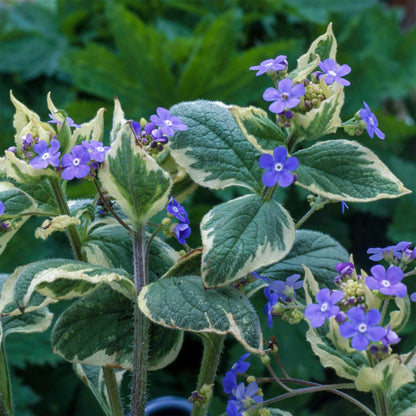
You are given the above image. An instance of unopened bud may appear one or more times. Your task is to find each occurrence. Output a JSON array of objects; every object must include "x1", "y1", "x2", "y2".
[
  {"x1": 260, "y1": 354, "x2": 270, "y2": 366},
  {"x1": 247, "y1": 375, "x2": 256, "y2": 383},
  {"x1": 162, "y1": 217, "x2": 171, "y2": 226}
]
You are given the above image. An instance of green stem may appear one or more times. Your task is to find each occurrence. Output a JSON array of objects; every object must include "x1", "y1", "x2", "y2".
[
  {"x1": 49, "y1": 176, "x2": 124, "y2": 416},
  {"x1": 131, "y1": 227, "x2": 149, "y2": 416},
  {"x1": 0, "y1": 341, "x2": 13, "y2": 416},
  {"x1": 103, "y1": 367, "x2": 124, "y2": 416},
  {"x1": 295, "y1": 196, "x2": 327, "y2": 229},
  {"x1": 48, "y1": 177, "x2": 84, "y2": 261},
  {"x1": 191, "y1": 334, "x2": 225, "y2": 416},
  {"x1": 367, "y1": 352, "x2": 390, "y2": 415},
  {"x1": 380, "y1": 299, "x2": 390, "y2": 325}
]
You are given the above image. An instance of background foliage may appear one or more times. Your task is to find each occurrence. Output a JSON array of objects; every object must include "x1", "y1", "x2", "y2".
[{"x1": 0, "y1": 0, "x2": 415, "y2": 414}]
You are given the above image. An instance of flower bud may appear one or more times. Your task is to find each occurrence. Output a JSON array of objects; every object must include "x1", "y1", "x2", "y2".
[
  {"x1": 260, "y1": 354, "x2": 270, "y2": 366},
  {"x1": 162, "y1": 217, "x2": 171, "y2": 226}
]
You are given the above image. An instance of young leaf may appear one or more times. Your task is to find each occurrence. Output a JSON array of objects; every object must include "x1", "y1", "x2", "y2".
[
  {"x1": 229, "y1": 105, "x2": 286, "y2": 152},
  {"x1": 99, "y1": 123, "x2": 172, "y2": 228},
  {"x1": 169, "y1": 100, "x2": 263, "y2": 193},
  {"x1": 71, "y1": 107, "x2": 106, "y2": 148},
  {"x1": 293, "y1": 85, "x2": 344, "y2": 140},
  {"x1": 138, "y1": 275, "x2": 263, "y2": 353},
  {"x1": 297, "y1": 22, "x2": 337, "y2": 68},
  {"x1": 110, "y1": 97, "x2": 126, "y2": 144},
  {"x1": 201, "y1": 194, "x2": 295, "y2": 288},
  {"x1": 35, "y1": 215, "x2": 80, "y2": 240},
  {"x1": 294, "y1": 140, "x2": 411, "y2": 202}
]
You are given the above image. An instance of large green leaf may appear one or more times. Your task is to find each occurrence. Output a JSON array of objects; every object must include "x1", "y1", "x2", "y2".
[
  {"x1": 52, "y1": 286, "x2": 183, "y2": 370},
  {"x1": 229, "y1": 105, "x2": 286, "y2": 152},
  {"x1": 294, "y1": 140, "x2": 411, "y2": 202},
  {"x1": 169, "y1": 100, "x2": 263, "y2": 193},
  {"x1": 99, "y1": 123, "x2": 172, "y2": 229},
  {"x1": 0, "y1": 259, "x2": 135, "y2": 316},
  {"x1": 246, "y1": 230, "x2": 348, "y2": 297},
  {"x1": 138, "y1": 275, "x2": 263, "y2": 353},
  {"x1": 201, "y1": 194, "x2": 295, "y2": 288}
]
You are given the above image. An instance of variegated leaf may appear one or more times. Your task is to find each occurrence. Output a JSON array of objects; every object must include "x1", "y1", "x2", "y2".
[
  {"x1": 99, "y1": 123, "x2": 172, "y2": 228},
  {"x1": 201, "y1": 194, "x2": 295, "y2": 288},
  {"x1": 169, "y1": 100, "x2": 263, "y2": 193},
  {"x1": 294, "y1": 140, "x2": 411, "y2": 202},
  {"x1": 110, "y1": 97, "x2": 126, "y2": 144},
  {"x1": 72, "y1": 107, "x2": 106, "y2": 148},
  {"x1": 229, "y1": 105, "x2": 286, "y2": 152},
  {"x1": 138, "y1": 275, "x2": 263, "y2": 353},
  {"x1": 293, "y1": 85, "x2": 344, "y2": 140},
  {"x1": 35, "y1": 215, "x2": 80, "y2": 240}
]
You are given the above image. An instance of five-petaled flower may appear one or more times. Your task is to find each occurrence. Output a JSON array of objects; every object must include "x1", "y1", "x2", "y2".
[
  {"x1": 150, "y1": 107, "x2": 188, "y2": 137},
  {"x1": 263, "y1": 78, "x2": 305, "y2": 114},
  {"x1": 318, "y1": 59, "x2": 351, "y2": 86},
  {"x1": 269, "y1": 274, "x2": 303, "y2": 303},
  {"x1": 339, "y1": 307, "x2": 385, "y2": 351},
  {"x1": 359, "y1": 102, "x2": 385, "y2": 140},
  {"x1": 29, "y1": 139, "x2": 61, "y2": 169},
  {"x1": 174, "y1": 222, "x2": 191, "y2": 245},
  {"x1": 365, "y1": 265, "x2": 407, "y2": 298},
  {"x1": 259, "y1": 146, "x2": 299, "y2": 188},
  {"x1": 304, "y1": 288, "x2": 344, "y2": 328},
  {"x1": 82, "y1": 140, "x2": 110, "y2": 163},
  {"x1": 249, "y1": 55, "x2": 287, "y2": 76},
  {"x1": 166, "y1": 196, "x2": 189, "y2": 223},
  {"x1": 367, "y1": 241, "x2": 411, "y2": 262},
  {"x1": 226, "y1": 382, "x2": 263, "y2": 416},
  {"x1": 61, "y1": 145, "x2": 91, "y2": 180}
]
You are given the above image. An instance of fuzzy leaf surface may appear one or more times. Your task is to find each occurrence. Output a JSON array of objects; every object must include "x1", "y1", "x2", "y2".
[
  {"x1": 169, "y1": 100, "x2": 263, "y2": 193},
  {"x1": 294, "y1": 140, "x2": 411, "y2": 201},
  {"x1": 138, "y1": 275, "x2": 263, "y2": 353},
  {"x1": 201, "y1": 194, "x2": 295, "y2": 288}
]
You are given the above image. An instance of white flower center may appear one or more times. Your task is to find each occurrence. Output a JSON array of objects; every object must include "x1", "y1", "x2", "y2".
[
  {"x1": 97, "y1": 146, "x2": 104, "y2": 152},
  {"x1": 320, "y1": 302, "x2": 328, "y2": 312},
  {"x1": 358, "y1": 323, "x2": 367, "y2": 333},
  {"x1": 274, "y1": 163, "x2": 283, "y2": 172},
  {"x1": 369, "y1": 117, "x2": 375, "y2": 126},
  {"x1": 265, "y1": 62, "x2": 273, "y2": 67},
  {"x1": 165, "y1": 120, "x2": 173, "y2": 126},
  {"x1": 281, "y1": 93, "x2": 289, "y2": 100},
  {"x1": 73, "y1": 158, "x2": 80, "y2": 166},
  {"x1": 42, "y1": 153, "x2": 50, "y2": 160},
  {"x1": 328, "y1": 70, "x2": 337, "y2": 77},
  {"x1": 381, "y1": 280, "x2": 390, "y2": 288},
  {"x1": 172, "y1": 206, "x2": 179, "y2": 213}
]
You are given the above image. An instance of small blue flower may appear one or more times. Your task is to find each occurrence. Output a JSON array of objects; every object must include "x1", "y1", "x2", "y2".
[
  {"x1": 61, "y1": 145, "x2": 91, "y2": 180},
  {"x1": 341, "y1": 201, "x2": 349, "y2": 214},
  {"x1": 82, "y1": 140, "x2": 110, "y2": 163},
  {"x1": 381, "y1": 325, "x2": 400, "y2": 347},
  {"x1": 48, "y1": 113, "x2": 81, "y2": 128},
  {"x1": 318, "y1": 59, "x2": 351, "y2": 86},
  {"x1": 304, "y1": 288, "x2": 344, "y2": 328},
  {"x1": 410, "y1": 292, "x2": 416, "y2": 302},
  {"x1": 29, "y1": 139, "x2": 61, "y2": 169},
  {"x1": 367, "y1": 241, "x2": 412, "y2": 262},
  {"x1": 166, "y1": 197, "x2": 188, "y2": 222},
  {"x1": 263, "y1": 78, "x2": 305, "y2": 114},
  {"x1": 226, "y1": 382, "x2": 263, "y2": 416},
  {"x1": 259, "y1": 146, "x2": 299, "y2": 188},
  {"x1": 223, "y1": 353, "x2": 251, "y2": 395},
  {"x1": 359, "y1": 102, "x2": 385, "y2": 140},
  {"x1": 249, "y1": 55, "x2": 287, "y2": 76},
  {"x1": 174, "y1": 222, "x2": 191, "y2": 245},
  {"x1": 339, "y1": 307, "x2": 385, "y2": 351},
  {"x1": 269, "y1": 274, "x2": 303, "y2": 303},
  {"x1": 366, "y1": 265, "x2": 407, "y2": 298},
  {"x1": 150, "y1": 107, "x2": 188, "y2": 137},
  {"x1": 0, "y1": 201, "x2": 4, "y2": 216}
]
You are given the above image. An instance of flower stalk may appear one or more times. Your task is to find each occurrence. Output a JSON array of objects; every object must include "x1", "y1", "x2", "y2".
[{"x1": 0, "y1": 341, "x2": 13, "y2": 416}]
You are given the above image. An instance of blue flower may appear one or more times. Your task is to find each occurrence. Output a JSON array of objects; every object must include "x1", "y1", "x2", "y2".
[
  {"x1": 29, "y1": 139, "x2": 61, "y2": 169},
  {"x1": 249, "y1": 55, "x2": 287, "y2": 76},
  {"x1": 166, "y1": 197, "x2": 188, "y2": 222},
  {"x1": 174, "y1": 222, "x2": 191, "y2": 245},
  {"x1": 269, "y1": 274, "x2": 303, "y2": 303},
  {"x1": 410, "y1": 292, "x2": 416, "y2": 302},
  {"x1": 150, "y1": 107, "x2": 188, "y2": 137},
  {"x1": 259, "y1": 146, "x2": 299, "y2": 188},
  {"x1": 339, "y1": 307, "x2": 385, "y2": 351},
  {"x1": 223, "y1": 353, "x2": 251, "y2": 395},
  {"x1": 381, "y1": 325, "x2": 400, "y2": 347},
  {"x1": 61, "y1": 145, "x2": 91, "y2": 180},
  {"x1": 366, "y1": 265, "x2": 407, "y2": 298},
  {"x1": 318, "y1": 59, "x2": 351, "y2": 86},
  {"x1": 82, "y1": 140, "x2": 110, "y2": 163},
  {"x1": 263, "y1": 287, "x2": 279, "y2": 328},
  {"x1": 341, "y1": 201, "x2": 349, "y2": 214},
  {"x1": 226, "y1": 382, "x2": 263, "y2": 416},
  {"x1": 367, "y1": 241, "x2": 412, "y2": 262},
  {"x1": 263, "y1": 78, "x2": 305, "y2": 114},
  {"x1": 48, "y1": 113, "x2": 81, "y2": 128},
  {"x1": 304, "y1": 288, "x2": 344, "y2": 328},
  {"x1": 359, "y1": 102, "x2": 385, "y2": 140}
]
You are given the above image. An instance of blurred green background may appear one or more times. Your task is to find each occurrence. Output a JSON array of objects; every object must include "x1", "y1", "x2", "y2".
[{"x1": 0, "y1": 0, "x2": 415, "y2": 414}]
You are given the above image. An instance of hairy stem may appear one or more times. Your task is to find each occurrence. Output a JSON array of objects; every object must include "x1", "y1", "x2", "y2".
[
  {"x1": 49, "y1": 176, "x2": 124, "y2": 416},
  {"x1": 103, "y1": 367, "x2": 124, "y2": 416},
  {"x1": 191, "y1": 334, "x2": 225, "y2": 416},
  {"x1": 0, "y1": 341, "x2": 13, "y2": 416},
  {"x1": 131, "y1": 227, "x2": 149, "y2": 416},
  {"x1": 380, "y1": 299, "x2": 390, "y2": 325}
]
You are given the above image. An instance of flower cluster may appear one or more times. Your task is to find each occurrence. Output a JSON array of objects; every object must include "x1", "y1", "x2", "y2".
[
  {"x1": 166, "y1": 197, "x2": 191, "y2": 245},
  {"x1": 258, "y1": 146, "x2": 299, "y2": 188},
  {"x1": 132, "y1": 107, "x2": 188, "y2": 153},
  {"x1": 223, "y1": 354, "x2": 263, "y2": 416},
  {"x1": 257, "y1": 273, "x2": 303, "y2": 327}
]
